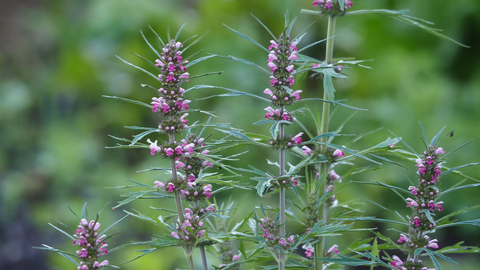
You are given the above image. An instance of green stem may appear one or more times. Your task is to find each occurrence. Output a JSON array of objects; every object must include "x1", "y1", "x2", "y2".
[
  {"x1": 170, "y1": 133, "x2": 185, "y2": 224},
  {"x1": 170, "y1": 132, "x2": 196, "y2": 270},
  {"x1": 279, "y1": 105, "x2": 286, "y2": 270},
  {"x1": 194, "y1": 201, "x2": 209, "y2": 270},
  {"x1": 315, "y1": 13, "x2": 337, "y2": 270}
]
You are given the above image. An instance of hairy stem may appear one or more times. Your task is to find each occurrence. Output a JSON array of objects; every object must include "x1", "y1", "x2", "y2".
[
  {"x1": 315, "y1": 13, "x2": 337, "y2": 270},
  {"x1": 279, "y1": 105, "x2": 286, "y2": 270}
]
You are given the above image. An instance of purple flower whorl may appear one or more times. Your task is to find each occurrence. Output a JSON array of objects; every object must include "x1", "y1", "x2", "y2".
[{"x1": 73, "y1": 219, "x2": 109, "y2": 270}]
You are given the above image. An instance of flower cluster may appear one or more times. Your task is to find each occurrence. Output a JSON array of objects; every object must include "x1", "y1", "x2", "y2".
[
  {"x1": 264, "y1": 106, "x2": 296, "y2": 122},
  {"x1": 218, "y1": 242, "x2": 241, "y2": 270},
  {"x1": 264, "y1": 36, "x2": 300, "y2": 107},
  {"x1": 270, "y1": 175, "x2": 299, "y2": 189},
  {"x1": 152, "y1": 39, "x2": 191, "y2": 133},
  {"x1": 302, "y1": 244, "x2": 314, "y2": 258},
  {"x1": 171, "y1": 207, "x2": 214, "y2": 243},
  {"x1": 151, "y1": 133, "x2": 213, "y2": 201},
  {"x1": 259, "y1": 216, "x2": 295, "y2": 250},
  {"x1": 391, "y1": 145, "x2": 445, "y2": 270},
  {"x1": 269, "y1": 132, "x2": 303, "y2": 150},
  {"x1": 312, "y1": 0, "x2": 353, "y2": 16},
  {"x1": 73, "y1": 219, "x2": 109, "y2": 270}
]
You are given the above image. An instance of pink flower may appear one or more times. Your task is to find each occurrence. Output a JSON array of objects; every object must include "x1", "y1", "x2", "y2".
[
  {"x1": 291, "y1": 132, "x2": 303, "y2": 145},
  {"x1": 325, "y1": 0, "x2": 333, "y2": 10},
  {"x1": 328, "y1": 170, "x2": 340, "y2": 182},
  {"x1": 427, "y1": 239, "x2": 439, "y2": 249},
  {"x1": 206, "y1": 204, "x2": 215, "y2": 212},
  {"x1": 232, "y1": 255, "x2": 240, "y2": 261},
  {"x1": 391, "y1": 255, "x2": 403, "y2": 267},
  {"x1": 345, "y1": 0, "x2": 353, "y2": 8},
  {"x1": 291, "y1": 90, "x2": 302, "y2": 101},
  {"x1": 288, "y1": 52, "x2": 298, "y2": 60},
  {"x1": 398, "y1": 234, "x2": 410, "y2": 243},
  {"x1": 312, "y1": 63, "x2": 321, "y2": 68},
  {"x1": 264, "y1": 107, "x2": 275, "y2": 119},
  {"x1": 268, "y1": 40, "x2": 278, "y2": 50},
  {"x1": 302, "y1": 245, "x2": 314, "y2": 258},
  {"x1": 179, "y1": 72, "x2": 190, "y2": 81},
  {"x1": 155, "y1": 59, "x2": 164, "y2": 67},
  {"x1": 288, "y1": 235, "x2": 294, "y2": 243},
  {"x1": 435, "y1": 147, "x2": 445, "y2": 155},
  {"x1": 264, "y1": 88, "x2": 273, "y2": 96},
  {"x1": 313, "y1": 0, "x2": 322, "y2": 6},
  {"x1": 302, "y1": 146, "x2": 312, "y2": 155},
  {"x1": 408, "y1": 186, "x2": 418, "y2": 195},
  {"x1": 278, "y1": 238, "x2": 287, "y2": 247},
  {"x1": 147, "y1": 139, "x2": 161, "y2": 155},
  {"x1": 268, "y1": 53, "x2": 278, "y2": 62},
  {"x1": 412, "y1": 216, "x2": 421, "y2": 227},
  {"x1": 154, "y1": 181, "x2": 165, "y2": 188},
  {"x1": 268, "y1": 62, "x2": 278, "y2": 72},
  {"x1": 406, "y1": 198, "x2": 418, "y2": 208},
  {"x1": 165, "y1": 148, "x2": 174, "y2": 156},
  {"x1": 166, "y1": 183, "x2": 175, "y2": 193},
  {"x1": 286, "y1": 65, "x2": 294, "y2": 73},
  {"x1": 171, "y1": 232, "x2": 179, "y2": 239},
  {"x1": 328, "y1": 244, "x2": 339, "y2": 254},
  {"x1": 332, "y1": 149, "x2": 344, "y2": 158}
]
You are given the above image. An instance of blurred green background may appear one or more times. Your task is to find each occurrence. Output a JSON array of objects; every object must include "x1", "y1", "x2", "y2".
[{"x1": 1, "y1": 0, "x2": 480, "y2": 269}]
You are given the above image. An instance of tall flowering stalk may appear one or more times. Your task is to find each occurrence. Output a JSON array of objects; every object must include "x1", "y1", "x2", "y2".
[
  {"x1": 107, "y1": 27, "x2": 235, "y2": 270},
  {"x1": 73, "y1": 219, "x2": 109, "y2": 270},
  {"x1": 390, "y1": 145, "x2": 445, "y2": 270},
  {"x1": 147, "y1": 37, "x2": 216, "y2": 270},
  {"x1": 264, "y1": 31, "x2": 302, "y2": 270}
]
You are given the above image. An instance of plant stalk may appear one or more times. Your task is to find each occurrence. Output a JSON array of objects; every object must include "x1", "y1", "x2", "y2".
[
  {"x1": 195, "y1": 201, "x2": 209, "y2": 270},
  {"x1": 315, "y1": 12, "x2": 337, "y2": 270},
  {"x1": 279, "y1": 105, "x2": 286, "y2": 270},
  {"x1": 170, "y1": 132, "x2": 196, "y2": 270}
]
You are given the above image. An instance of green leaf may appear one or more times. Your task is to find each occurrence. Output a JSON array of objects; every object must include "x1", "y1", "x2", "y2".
[
  {"x1": 194, "y1": 85, "x2": 270, "y2": 102},
  {"x1": 430, "y1": 126, "x2": 447, "y2": 146},
  {"x1": 436, "y1": 219, "x2": 480, "y2": 229},
  {"x1": 140, "y1": 30, "x2": 161, "y2": 59},
  {"x1": 185, "y1": 55, "x2": 217, "y2": 67},
  {"x1": 224, "y1": 24, "x2": 269, "y2": 53},
  {"x1": 439, "y1": 183, "x2": 480, "y2": 197},
  {"x1": 414, "y1": 248, "x2": 458, "y2": 270},
  {"x1": 251, "y1": 14, "x2": 276, "y2": 40},
  {"x1": 436, "y1": 205, "x2": 480, "y2": 224},
  {"x1": 346, "y1": 9, "x2": 468, "y2": 48},
  {"x1": 34, "y1": 245, "x2": 79, "y2": 265},
  {"x1": 336, "y1": 216, "x2": 408, "y2": 226},
  {"x1": 440, "y1": 163, "x2": 480, "y2": 177},
  {"x1": 369, "y1": 154, "x2": 415, "y2": 173},
  {"x1": 121, "y1": 248, "x2": 157, "y2": 264},
  {"x1": 116, "y1": 55, "x2": 158, "y2": 81},
  {"x1": 81, "y1": 202, "x2": 88, "y2": 220},
  {"x1": 103, "y1": 95, "x2": 152, "y2": 109},
  {"x1": 48, "y1": 223, "x2": 75, "y2": 241},
  {"x1": 175, "y1": 23, "x2": 186, "y2": 41},
  {"x1": 130, "y1": 128, "x2": 160, "y2": 146},
  {"x1": 183, "y1": 31, "x2": 208, "y2": 53},
  {"x1": 212, "y1": 54, "x2": 270, "y2": 74}
]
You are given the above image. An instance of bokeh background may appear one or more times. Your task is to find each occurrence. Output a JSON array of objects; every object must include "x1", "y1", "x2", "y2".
[{"x1": 1, "y1": 0, "x2": 480, "y2": 269}]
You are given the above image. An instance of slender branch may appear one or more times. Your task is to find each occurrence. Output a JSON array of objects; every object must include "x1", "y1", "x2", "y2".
[
  {"x1": 279, "y1": 105, "x2": 286, "y2": 270},
  {"x1": 315, "y1": 13, "x2": 337, "y2": 270},
  {"x1": 195, "y1": 201, "x2": 209, "y2": 270},
  {"x1": 170, "y1": 132, "x2": 196, "y2": 270}
]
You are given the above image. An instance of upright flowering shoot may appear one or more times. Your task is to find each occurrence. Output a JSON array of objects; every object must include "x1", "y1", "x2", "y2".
[
  {"x1": 152, "y1": 39, "x2": 190, "y2": 133},
  {"x1": 74, "y1": 219, "x2": 109, "y2": 270},
  {"x1": 390, "y1": 144, "x2": 445, "y2": 270}
]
